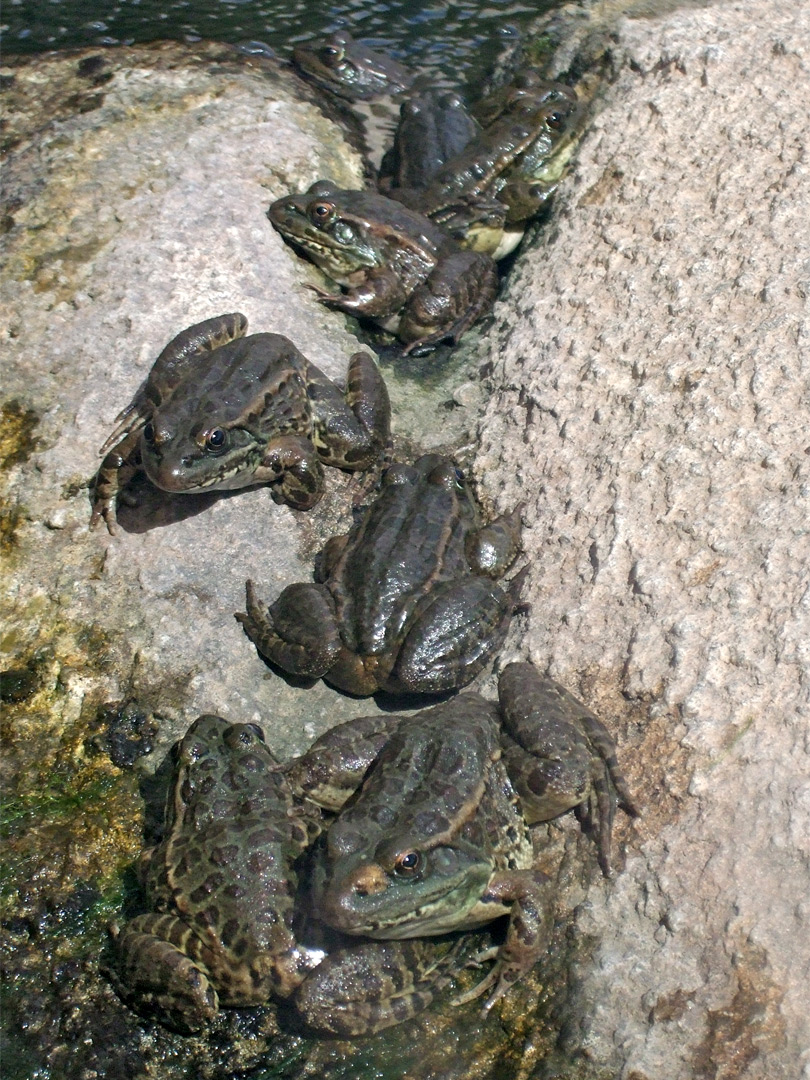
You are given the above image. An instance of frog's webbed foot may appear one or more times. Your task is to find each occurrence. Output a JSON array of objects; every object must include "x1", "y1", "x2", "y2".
[
  {"x1": 305, "y1": 281, "x2": 344, "y2": 305},
  {"x1": 452, "y1": 869, "x2": 551, "y2": 1016},
  {"x1": 90, "y1": 428, "x2": 144, "y2": 534},
  {"x1": 236, "y1": 580, "x2": 341, "y2": 678},
  {"x1": 108, "y1": 913, "x2": 218, "y2": 1034}
]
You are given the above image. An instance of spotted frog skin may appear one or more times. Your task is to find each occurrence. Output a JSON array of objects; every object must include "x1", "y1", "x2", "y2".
[
  {"x1": 91, "y1": 313, "x2": 391, "y2": 532},
  {"x1": 292, "y1": 31, "x2": 413, "y2": 102},
  {"x1": 267, "y1": 183, "x2": 498, "y2": 354},
  {"x1": 108, "y1": 715, "x2": 468, "y2": 1036},
  {"x1": 107, "y1": 716, "x2": 322, "y2": 1033},
  {"x1": 301, "y1": 662, "x2": 637, "y2": 1012},
  {"x1": 237, "y1": 454, "x2": 526, "y2": 695}
]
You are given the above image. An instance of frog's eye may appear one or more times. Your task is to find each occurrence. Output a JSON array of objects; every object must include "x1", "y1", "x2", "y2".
[
  {"x1": 142, "y1": 422, "x2": 155, "y2": 444},
  {"x1": 546, "y1": 111, "x2": 565, "y2": 130},
  {"x1": 204, "y1": 428, "x2": 228, "y2": 454},
  {"x1": 454, "y1": 467, "x2": 466, "y2": 487},
  {"x1": 308, "y1": 200, "x2": 336, "y2": 225},
  {"x1": 393, "y1": 850, "x2": 423, "y2": 878},
  {"x1": 321, "y1": 44, "x2": 345, "y2": 63}
]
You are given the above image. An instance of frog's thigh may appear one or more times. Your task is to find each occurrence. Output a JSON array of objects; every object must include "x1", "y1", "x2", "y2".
[
  {"x1": 498, "y1": 664, "x2": 601, "y2": 822},
  {"x1": 238, "y1": 581, "x2": 341, "y2": 677},
  {"x1": 393, "y1": 576, "x2": 516, "y2": 693},
  {"x1": 112, "y1": 913, "x2": 219, "y2": 1033},
  {"x1": 400, "y1": 251, "x2": 497, "y2": 347}
]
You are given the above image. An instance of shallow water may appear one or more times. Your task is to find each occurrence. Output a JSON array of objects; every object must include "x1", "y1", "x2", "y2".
[{"x1": 4, "y1": 0, "x2": 562, "y2": 95}]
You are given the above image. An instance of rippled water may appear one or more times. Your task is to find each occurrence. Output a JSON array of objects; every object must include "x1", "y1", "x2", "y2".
[{"x1": 4, "y1": 0, "x2": 562, "y2": 94}]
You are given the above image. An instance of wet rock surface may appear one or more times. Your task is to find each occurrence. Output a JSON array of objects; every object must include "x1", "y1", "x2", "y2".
[{"x1": 1, "y1": 2, "x2": 808, "y2": 1077}]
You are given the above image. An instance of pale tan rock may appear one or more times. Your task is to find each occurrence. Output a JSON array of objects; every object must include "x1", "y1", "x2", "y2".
[{"x1": 476, "y1": 1, "x2": 810, "y2": 1075}]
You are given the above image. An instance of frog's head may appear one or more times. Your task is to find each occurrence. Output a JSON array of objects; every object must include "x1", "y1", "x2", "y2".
[{"x1": 316, "y1": 832, "x2": 493, "y2": 939}]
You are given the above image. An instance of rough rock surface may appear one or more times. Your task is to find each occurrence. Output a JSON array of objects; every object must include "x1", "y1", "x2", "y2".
[
  {"x1": 1, "y1": 1, "x2": 808, "y2": 1077},
  {"x1": 475, "y1": 1, "x2": 810, "y2": 1076}
]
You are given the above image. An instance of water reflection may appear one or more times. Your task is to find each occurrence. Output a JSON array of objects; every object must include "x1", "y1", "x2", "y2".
[{"x1": 4, "y1": 0, "x2": 559, "y2": 94}]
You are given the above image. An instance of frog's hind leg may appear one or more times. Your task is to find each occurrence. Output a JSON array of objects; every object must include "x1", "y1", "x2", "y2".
[
  {"x1": 389, "y1": 566, "x2": 527, "y2": 693},
  {"x1": 107, "y1": 913, "x2": 219, "y2": 1034},
  {"x1": 236, "y1": 580, "x2": 342, "y2": 678}
]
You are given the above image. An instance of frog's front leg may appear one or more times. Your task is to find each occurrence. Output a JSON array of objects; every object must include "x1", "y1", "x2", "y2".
[
  {"x1": 307, "y1": 267, "x2": 409, "y2": 320},
  {"x1": 90, "y1": 426, "x2": 144, "y2": 534},
  {"x1": 254, "y1": 433, "x2": 326, "y2": 510},
  {"x1": 399, "y1": 249, "x2": 498, "y2": 353},
  {"x1": 309, "y1": 352, "x2": 391, "y2": 472},
  {"x1": 108, "y1": 913, "x2": 218, "y2": 1034},
  {"x1": 294, "y1": 938, "x2": 464, "y2": 1036},
  {"x1": 453, "y1": 869, "x2": 551, "y2": 1014},
  {"x1": 498, "y1": 663, "x2": 638, "y2": 875},
  {"x1": 236, "y1": 580, "x2": 342, "y2": 678},
  {"x1": 389, "y1": 566, "x2": 528, "y2": 693}
]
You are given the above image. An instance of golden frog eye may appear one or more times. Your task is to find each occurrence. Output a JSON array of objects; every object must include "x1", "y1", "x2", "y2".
[
  {"x1": 546, "y1": 111, "x2": 565, "y2": 130},
  {"x1": 142, "y1": 422, "x2": 155, "y2": 444},
  {"x1": 308, "y1": 200, "x2": 336, "y2": 225},
  {"x1": 393, "y1": 850, "x2": 422, "y2": 878}
]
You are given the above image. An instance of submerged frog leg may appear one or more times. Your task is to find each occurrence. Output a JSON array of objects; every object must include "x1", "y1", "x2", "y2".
[
  {"x1": 90, "y1": 426, "x2": 144, "y2": 534},
  {"x1": 309, "y1": 351, "x2": 392, "y2": 471},
  {"x1": 399, "y1": 249, "x2": 498, "y2": 354},
  {"x1": 252, "y1": 433, "x2": 326, "y2": 510},
  {"x1": 390, "y1": 566, "x2": 528, "y2": 694},
  {"x1": 236, "y1": 580, "x2": 342, "y2": 678},
  {"x1": 108, "y1": 913, "x2": 219, "y2": 1034},
  {"x1": 294, "y1": 938, "x2": 463, "y2": 1037},
  {"x1": 452, "y1": 869, "x2": 551, "y2": 1014},
  {"x1": 499, "y1": 663, "x2": 638, "y2": 875}
]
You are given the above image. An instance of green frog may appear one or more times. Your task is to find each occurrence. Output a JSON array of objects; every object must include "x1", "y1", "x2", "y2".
[
  {"x1": 303, "y1": 662, "x2": 637, "y2": 1012},
  {"x1": 108, "y1": 713, "x2": 475, "y2": 1036},
  {"x1": 378, "y1": 89, "x2": 481, "y2": 194},
  {"x1": 91, "y1": 313, "x2": 391, "y2": 533},
  {"x1": 393, "y1": 79, "x2": 581, "y2": 259},
  {"x1": 267, "y1": 183, "x2": 498, "y2": 354},
  {"x1": 236, "y1": 454, "x2": 526, "y2": 695},
  {"x1": 292, "y1": 31, "x2": 413, "y2": 101}
]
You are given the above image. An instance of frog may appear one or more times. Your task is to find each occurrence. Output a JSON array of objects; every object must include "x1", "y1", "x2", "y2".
[
  {"x1": 304, "y1": 662, "x2": 638, "y2": 1013},
  {"x1": 236, "y1": 454, "x2": 527, "y2": 696},
  {"x1": 378, "y1": 89, "x2": 482, "y2": 194},
  {"x1": 107, "y1": 715, "x2": 323, "y2": 1034},
  {"x1": 392, "y1": 79, "x2": 581, "y2": 259},
  {"x1": 107, "y1": 712, "x2": 475, "y2": 1036},
  {"x1": 90, "y1": 312, "x2": 391, "y2": 533},
  {"x1": 292, "y1": 31, "x2": 413, "y2": 102},
  {"x1": 267, "y1": 183, "x2": 498, "y2": 354}
]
